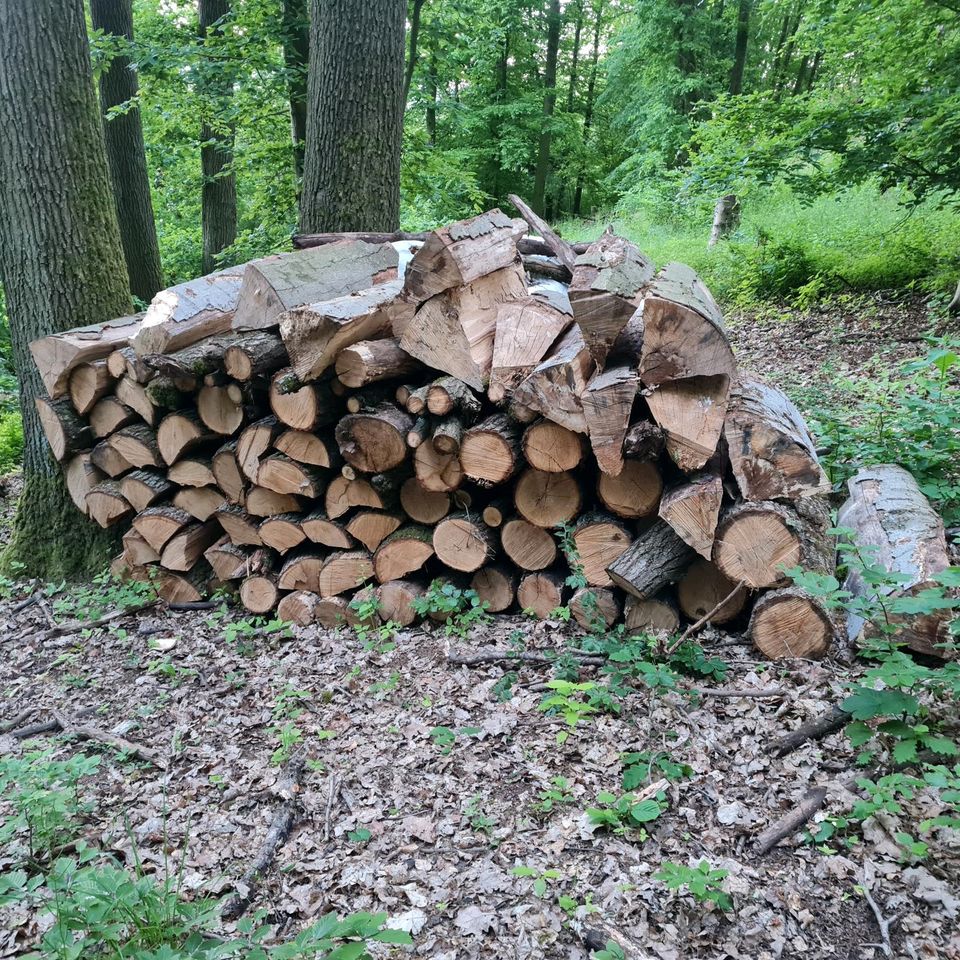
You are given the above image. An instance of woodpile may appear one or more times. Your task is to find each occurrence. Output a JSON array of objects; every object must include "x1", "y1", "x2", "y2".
[{"x1": 30, "y1": 205, "x2": 841, "y2": 659}]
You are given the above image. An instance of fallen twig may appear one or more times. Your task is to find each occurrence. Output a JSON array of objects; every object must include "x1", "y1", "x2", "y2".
[
  {"x1": 768, "y1": 704, "x2": 849, "y2": 757},
  {"x1": 324, "y1": 773, "x2": 341, "y2": 842},
  {"x1": 664, "y1": 580, "x2": 746, "y2": 655},
  {"x1": 34, "y1": 600, "x2": 161, "y2": 641},
  {"x1": 0, "y1": 707, "x2": 37, "y2": 734},
  {"x1": 167, "y1": 600, "x2": 219, "y2": 611},
  {"x1": 754, "y1": 786, "x2": 828, "y2": 855},
  {"x1": 11, "y1": 594, "x2": 39, "y2": 614},
  {"x1": 860, "y1": 869, "x2": 894, "y2": 958},
  {"x1": 51, "y1": 711, "x2": 168, "y2": 769},
  {"x1": 691, "y1": 686, "x2": 785, "y2": 699},
  {"x1": 447, "y1": 648, "x2": 606, "y2": 667}
]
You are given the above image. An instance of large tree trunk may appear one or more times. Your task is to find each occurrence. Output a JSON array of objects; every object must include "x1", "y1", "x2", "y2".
[
  {"x1": 90, "y1": 0, "x2": 164, "y2": 303},
  {"x1": 572, "y1": 0, "x2": 604, "y2": 216},
  {"x1": 198, "y1": 0, "x2": 238, "y2": 273},
  {"x1": 299, "y1": 0, "x2": 406, "y2": 232},
  {"x1": 0, "y1": 0, "x2": 132, "y2": 577},
  {"x1": 728, "y1": 0, "x2": 751, "y2": 95},
  {"x1": 281, "y1": 0, "x2": 309, "y2": 181},
  {"x1": 532, "y1": 0, "x2": 562, "y2": 217}
]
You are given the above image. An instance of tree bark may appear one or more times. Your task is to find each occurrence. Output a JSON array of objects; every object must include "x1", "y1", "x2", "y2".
[
  {"x1": 532, "y1": 0, "x2": 562, "y2": 216},
  {"x1": 281, "y1": 0, "x2": 310, "y2": 180},
  {"x1": 573, "y1": 0, "x2": 604, "y2": 215},
  {"x1": 299, "y1": 0, "x2": 406, "y2": 232},
  {"x1": 90, "y1": 0, "x2": 164, "y2": 303},
  {"x1": 0, "y1": 0, "x2": 132, "y2": 577},
  {"x1": 403, "y1": 0, "x2": 426, "y2": 103},
  {"x1": 728, "y1": 0, "x2": 751, "y2": 95}
]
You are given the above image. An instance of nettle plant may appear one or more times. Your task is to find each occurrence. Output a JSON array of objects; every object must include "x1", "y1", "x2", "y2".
[
  {"x1": 655, "y1": 860, "x2": 733, "y2": 912},
  {"x1": 410, "y1": 579, "x2": 492, "y2": 638}
]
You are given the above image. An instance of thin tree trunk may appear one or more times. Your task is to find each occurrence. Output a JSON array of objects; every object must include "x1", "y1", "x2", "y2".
[
  {"x1": 728, "y1": 0, "x2": 751, "y2": 95},
  {"x1": 573, "y1": 0, "x2": 604, "y2": 216},
  {"x1": 0, "y1": 0, "x2": 132, "y2": 577},
  {"x1": 426, "y1": 49, "x2": 438, "y2": 145},
  {"x1": 281, "y1": 0, "x2": 309, "y2": 180},
  {"x1": 403, "y1": 0, "x2": 426, "y2": 103},
  {"x1": 90, "y1": 0, "x2": 164, "y2": 304},
  {"x1": 773, "y1": 4, "x2": 803, "y2": 97},
  {"x1": 532, "y1": 0, "x2": 562, "y2": 217},
  {"x1": 567, "y1": 1, "x2": 584, "y2": 112},
  {"x1": 791, "y1": 54, "x2": 811, "y2": 94},
  {"x1": 299, "y1": 0, "x2": 406, "y2": 232},
  {"x1": 490, "y1": 30, "x2": 508, "y2": 197},
  {"x1": 805, "y1": 50, "x2": 822, "y2": 91},
  {"x1": 199, "y1": 0, "x2": 238, "y2": 273}
]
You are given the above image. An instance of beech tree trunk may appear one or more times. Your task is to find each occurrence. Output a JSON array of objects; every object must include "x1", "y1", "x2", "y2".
[
  {"x1": 532, "y1": 0, "x2": 562, "y2": 217},
  {"x1": 299, "y1": 0, "x2": 406, "y2": 232},
  {"x1": 281, "y1": 0, "x2": 309, "y2": 180},
  {"x1": 0, "y1": 0, "x2": 132, "y2": 577},
  {"x1": 90, "y1": 0, "x2": 164, "y2": 303}
]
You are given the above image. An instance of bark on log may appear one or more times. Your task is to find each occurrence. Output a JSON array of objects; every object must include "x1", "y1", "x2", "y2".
[
  {"x1": 471, "y1": 565, "x2": 517, "y2": 613},
  {"x1": 624, "y1": 593, "x2": 680, "y2": 634},
  {"x1": 749, "y1": 587, "x2": 835, "y2": 660},
  {"x1": 318, "y1": 550, "x2": 374, "y2": 597},
  {"x1": 622, "y1": 420, "x2": 665, "y2": 461},
  {"x1": 677, "y1": 559, "x2": 748, "y2": 626},
  {"x1": 335, "y1": 404, "x2": 412, "y2": 473},
  {"x1": 508, "y1": 193, "x2": 578, "y2": 274},
  {"x1": 374, "y1": 526, "x2": 435, "y2": 582},
  {"x1": 335, "y1": 337, "x2": 422, "y2": 388},
  {"x1": 120, "y1": 470, "x2": 173, "y2": 512},
  {"x1": 204, "y1": 539, "x2": 264, "y2": 581},
  {"x1": 157, "y1": 410, "x2": 218, "y2": 465},
  {"x1": 276, "y1": 590, "x2": 320, "y2": 626},
  {"x1": 160, "y1": 521, "x2": 220, "y2": 571},
  {"x1": 269, "y1": 368, "x2": 339, "y2": 431},
  {"x1": 212, "y1": 441, "x2": 246, "y2": 504},
  {"x1": 501, "y1": 518, "x2": 557, "y2": 571},
  {"x1": 433, "y1": 513, "x2": 497, "y2": 572},
  {"x1": 86, "y1": 480, "x2": 132, "y2": 527},
  {"x1": 224, "y1": 331, "x2": 288, "y2": 381},
  {"x1": 570, "y1": 512, "x2": 632, "y2": 587},
  {"x1": 301, "y1": 511, "x2": 353, "y2": 548},
  {"x1": 514, "y1": 469, "x2": 581, "y2": 528},
  {"x1": 460, "y1": 414, "x2": 522, "y2": 485},
  {"x1": 257, "y1": 453, "x2": 326, "y2": 498},
  {"x1": 432, "y1": 418, "x2": 463, "y2": 455},
  {"x1": 110, "y1": 424, "x2": 162, "y2": 469},
  {"x1": 133, "y1": 505, "x2": 194, "y2": 552},
  {"x1": 237, "y1": 415, "x2": 283, "y2": 483},
  {"x1": 522, "y1": 420, "x2": 584, "y2": 473},
  {"x1": 426, "y1": 377, "x2": 482, "y2": 419},
  {"x1": 607, "y1": 521, "x2": 696, "y2": 600},
  {"x1": 658, "y1": 473, "x2": 723, "y2": 560},
  {"x1": 517, "y1": 571, "x2": 564, "y2": 619},
  {"x1": 596, "y1": 459, "x2": 663, "y2": 519},
  {"x1": 582, "y1": 364, "x2": 639, "y2": 476},
  {"x1": 144, "y1": 376, "x2": 191, "y2": 411},
  {"x1": 35, "y1": 397, "x2": 93, "y2": 461},
  {"x1": 167, "y1": 458, "x2": 216, "y2": 488},
  {"x1": 571, "y1": 587, "x2": 621, "y2": 631},
  {"x1": 115, "y1": 376, "x2": 158, "y2": 425},
  {"x1": 89, "y1": 397, "x2": 138, "y2": 438},
  {"x1": 215, "y1": 503, "x2": 265, "y2": 546}
]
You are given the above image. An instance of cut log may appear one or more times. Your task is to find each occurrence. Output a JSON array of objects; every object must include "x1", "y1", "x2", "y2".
[
  {"x1": 324, "y1": 475, "x2": 386, "y2": 518},
  {"x1": 460, "y1": 414, "x2": 522, "y2": 485},
  {"x1": 624, "y1": 594, "x2": 680, "y2": 634},
  {"x1": 35, "y1": 397, "x2": 93, "y2": 461},
  {"x1": 481, "y1": 497, "x2": 510, "y2": 528},
  {"x1": 658, "y1": 474, "x2": 723, "y2": 560},
  {"x1": 144, "y1": 376, "x2": 191, "y2": 411},
  {"x1": 318, "y1": 550, "x2": 374, "y2": 597},
  {"x1": 607, "y1": 521, "x2": 696, "y2": 600},
  {"x1": 115, "y1": 376, "x2": 157, "y2": 425},
  {"x1": 29, "y1": 312, "x2": 143, "y2": 397},
  {"x1": 426, "y1": 377, "x2": 482, "y2": 419},
  {"x1": 106, "y1": 346, "x2": 131, "y2": 379},
  {"x1": 85, "y1": 480, "x2": 132, "y2": 527},
  {"x1": 517, "y1": 572, "x2": 564, "y2": 619},
  {"x1": 156, "y1": 564, "x2": 211, "y2": 604},
  {"x1": 309, "y1": 595, "x2": 351, "y2": 628},
  {"x1": 205, "y1": 539, "x2": 256, "y2": 581},
  {"x1": 335, "y1": 337, "x2": 422, "y2": 388},
  {"x1": 374, "y1": 526, "x2": 435, "y2": 582},
  {"x1": 157, "y1": 410, "x2": 217, "y2": 465},
  {"x1": 167, "y1": 458, "x2": 216, "y2": 488},
  {"x1": 68, "y1": 360, "x2": 113, "y2": 415},
  {"x1": 749, "y1": 588, "x2": 835, "y2": 660},
  {"x1": 725, "y1": 376, "x2": 830, "y2": 501},
  {"x1": 714, "y1": 499, "x2": 833, "y2": 590},
  {"x1": 582, "y1": 365, "x2": 639, "y2": 476},
  {"x1": 160, "y1": 521, "x2": 220, "y2": 572},
  {"x1": 595, "y1": 459, "x2": 664, "y2": 520},
  {"x1": 413, "y1": 443, "x2": 463, "y2": 493},
  {"x1": 233, "y1": 241, "x2": 398, "y2": 332},
  {"x1": 622, "y1": 420, "x2": 665, "y2": 461},
  {"x1": 837, "y1": 464, "x2": 953, "y2": 657},
  {"x1": 197, "y1": 383, "x2": 245, "y2": 435},
  {"x1": 508, "y1": 193, "x2": 578, "y2": 274},
  {"x1": 212, "y1": 441, "x2": 246, "y2": 503},
  {"x1": 277, "y1": 553, "x2": 326, "y2": 593},
  {"x1": 132, "y1": 268, "x2": 243, "y2": 355},
  {"x1": 568, "y1": 233, "x2": 654, "y2": 367},
  {"x1": 215, "y1": 503, "x2": 264, "y2": 546},
  {"x1": 173, "y1": 486, "x2": 226, "y2": 521},
  {"x1": 302, "y1": 511, "x2": 355, "y2": 549},
  {"x1": 376, "y1": 579, "x2": 425, "y2": 626},
  {"x1": 400, "y1": 264, "x2": 529, "y2": 390},
  {"x1": 275, "y1": 430, "x2": 338, "y2": 469},
  {"x1": 110, "y1": 424, "x2": 162, "y2": 469},
  {"x1": 240, "y1": 574, "x2": 281, "y2": 614},
  {"x1": 246, "y1": 486, "x2": 303, "y2": 517},
  {"x1": 432, "y1": 418, "x2": 464, "y2": 455},
  {"x1": 647, "y1": 375, "x2": 729, "y2": 471},
  {"x1": 335, "y1": 404, "x2": 412, "y2": 473},
  {"x1": 346, "y1": 511, "x2": 403, "y2": 552},
  {"x1": 404, "y1": 384, "x2": 429, "y2": 415},
  {"x1": 269, "y1": 368, "x2": 339, "y2": 431},
  {"x1": 123, "y1": 528, "x2": 160, "y2": 567},
  {"x1": 277, "y1": 590, "x2": 321, "y2": 626},
  {"x1": 237, "y1": 415, "x2": 283, "y2": 483},
  {"x1": 257, "y1": 454, "x2": 326, "y2": 498},
  {"x1": 120, "y1": 470, "x2": 173, "y2": 512},
  {"x1": 399, "y1": 477, "x2": 450, "y2": 524},
  {"x1": 471, "y1": 565, "x2": 517, "y2": 613},
  {"x1": 90, "y1": 440, "x2": 133, "y2": 478},
  {"x1": 143, "y1": 336, "x2": 231, "y2": 383},
  {"x1": 89, "y1": 397, "x2": 138, "y2": 438},
  {"x1": 677, "y1": 559, "x2": 748, "y2": 625},
  {"x1": 514, "y1": 469, "x2": 581, "y2": 528},
  {"x1": 133, "y1": 505, "x2": 194, "y2": 552},
  {"x1": 405, "y1": 416, "x2": 430, "y2": 450},
  {"x1": 571, "y1": 587, "x2": 621, "y2": 631},
  {"x1": 65, "y1": 454, "x2": 105, "y2": 515},
  {"x1": 433, "y1": 513, "x2": 497, "y2": 572},
  {"x1": 501, "y1": 518, "x2": 557, "y2": 571},
  {"x1": 343, "y1": 382, "x2": 398, "y2": 415},
  {"x1": 522, "y1": 421, "x2": 584, "y2": 473},
  {"x1": 278, "y1": 279, "x2": 402, "y2": 380},
  {"x1": 512, "y1": 324, "x2": 592, "y2": 433},
  {"x1": 224, "y1": 331, "x2": 288, "y2": 381},
  {"x1": 570, "y1": 513, "x2": 632, "y2": 587},
  {"x1": 111, "y1": 345, "x2": 156, "y2": 383}
]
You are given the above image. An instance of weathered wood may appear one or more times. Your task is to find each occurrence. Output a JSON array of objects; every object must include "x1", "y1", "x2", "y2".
[
  {"x1": 335, "y1": 337, "x2": 422, "y2": 388},
  {"x1": 276, "y1": 590, "x2": 322, "y2": 626},
  {"x1": 269, "y1": 368, "x2": 339, "y2": 431},
  {"x1": 212, "y1": 441, "x2": 245, "y2": 504},
  {"x1": 89, "y1": 397, "x2": 138, "y2": 438},
  {"x1": 335, "y1": 404, "x2": 412, "y2": 473},
  {"x1": 224, "y1": 331, "x2": 288, "y2": 381},
  {"x1": 215, "y1": 503, "x2": 265, "y2": 546},
  {"x1": 413, "y1": 442, "x2": 463, "y2": 493},
  {"x1": 120, "y1": 470, "x2": 173, "y2": 512},
  {"x1": 160, "y1": 521, "x2": 220, "y2": 572},
  {"x1": 173, "y1": 485, "x2": 226, "y2": 522},
  {"x1": 144, "y1": 336, "x2": 233, "y2": 382},
  {"x1": 317, "y1": 550, "x2": 374, "y2": 597},
  {"x1": 376, "y1": 579, "x2": 425, "y2": 626},
  {"x1": 90, "y1": 439, "x2": 133, "y2": 478},
  {"x1": 658, "y1": 473, "x2": 723, "y2": 560},
  {"x1": 460, "y1": 414, "x2": 522, "y2": 485},
  {"x1": 68, "y1": 360, "x2": 113, "y2": 415},
  {"x1": 157, "y1": 410, "x2": 217, "y2": 465},
  {"x1": 471, "y1": 565, "x2": 517, "y2": 613},
  {"x1": 204, "y1": 537, "x2": 251, "y2": 581},
  {"x1": 167, "y1": 457, "x2": 216, "y2": 488},
  {"x1": 197, "y1": 383, "x2": 245, "y2": 435},
  {"x1": 35, "y1": 397, "x2": 93, "y2": 461},
  {"x1": 85, "y1": 480, "x2": 132, "y2": 527},
  {"x1": 111, "y1": 345, "x2": 156, "y2": 383},
  {"x1": 406, "y1": 416, "x2": 431, "y2": 449},
  {"x1": 596, "y1": 459, "x2": 663, "y2": 519},
  {"x1": 257, "y1": 453, "x2": 326, "y2": 498},
  {"x1": 275, "y1": 429, "x2": 339, "y2": 469},
  {"x1": 508, "y1": 193, "x2": 578, "y2": 274},
  {"x1": 123, "y1": 528, "x2": 161, "y2": 567},
  {"x1": 624, "y1": 593, "x2": 680, "y2": 634},
  {"x1": 373, "y1": 526, "x2": 435, "y2": 582},
  {"x1": 236, "y1": 415, "x2": 283, "y2": 483},
  {"x1": 433, "y1": 513, "x2": 497, "y2": 572},
  {"x1": 677, "y1": 559, "x2": 748, "y2": 625},
  {"x1": 133, "y1": 505, "x2": 194, "y2": 552},
  {"x1": 517, "y1": 572, "x2": 564, "y2": 619},
  {"x1": 570, "y1": 512, "x2": 632, "y2": 587},
  {"x1": 582, "y1": 364, "x2": 639, "y2": 476},
  {"x1": 404, "y1": 383, "x2": 430, "y2": 415},
  {"x1": 514, "y1": 469, "x2": 581, "y2": 528},
  {"x1": 144, "y1": 376, "x2": 191, "y2": 412},
  {"x1": 346, "y1": 510, "x2": 403, "y2": 552},
  {"x1": 571, "y1": 587, "x2": 621, "y2": 631},
  {"x1": 110, "y1": 424, "x2": 162, "y2": 469},
  {"x1": 65, "y1": 453, "x2": 105, "y2": 515},
  {"x1": 607, "y1": 521, "x2": 696, "y2": 600},
  {"x1": 501, "y1": 518, "x2": 557, "y2": 571},
  {"x1": 622, "y1": 420, "x2": 665, "y2": 461},
  {"x1": 399, "y1": 477, "x2": 449, "y2": 524},
  {"x1": 426, "y1": 377, "x2": 482, "y2": 419},
  {"x1": 647, "y1": 374, "x2": 730, "y2": 471},
  {"x1": 431, "y1": 417, "x2": 464, "y2": 455}
]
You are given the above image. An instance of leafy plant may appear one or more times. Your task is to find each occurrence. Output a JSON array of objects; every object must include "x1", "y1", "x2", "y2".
[
  {"x1": 535, "y1": 777, "x2": 576, "y2": 817},
  {"x1": 538, "y1": 680, "x2": 620, "y2": 744},
  {"x1": 511, "y1": 864, "x2": 562, "y2": 898},
  {"x1": 269, "y1": 722, "x2": 303, "y2": 766},
  {"x1": 621, "y1": 751, "x2": 694, "y2": 790},
  {"x1": 464, "y1": 794, "x2": 498, "y2": 834},
  {"x1": 51, "y1": 570, "x2": 158, "y2": 623},
  {"x1": 655, "y1": 860, "x2": 732, "y2": 911},
  {"x1": 586, "y1": 788, "x2": 668, "y2": 835},
  {"x1": 410, "y1": 580, "x2": 491, "y2": 638}
]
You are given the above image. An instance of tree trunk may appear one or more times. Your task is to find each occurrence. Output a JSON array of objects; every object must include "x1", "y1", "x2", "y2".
[
  {"x1": 281, "y1": 0, "x2": 309, "y2": 180},
  {"x1": 0, "y1": 0, "x2": 132, "y2": 577},
  {"x1": 573, "y1": 0, "x2": 604, "y2": 215},
  {"x1": 403, "y1": 0, "x2": 426, "y2": 103},
  {"x1": 90, "y1": 0, "x2": 164, "y2": 303},
  {"x1": 532, "y1": 0, "x2": 562, "y2": 217},
  {"x1": 198, "y1": 0, "x2": 238, "y2": 273},
  {"x1": 566, "y1": 1, "x2": 584, "y2": 113},
  {"x1": 728, "y1": 0, "x2": 751, "y2": 95},
  {"x1": 299, "y1": 0, "x2": 406, "y2": 232}
]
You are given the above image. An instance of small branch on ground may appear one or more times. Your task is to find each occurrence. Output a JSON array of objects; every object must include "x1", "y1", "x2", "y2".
[
  {"x1": 324, "y1": 773, "x2": 341, "y2": 842},
  {"x1": 768, "y1": 704, "x2": 849, "y2": 757},
  {"x1": 447, "y1": 648, "x2": 606, "y2": 667},
  {"x1": 51, "y1": 711, "x2": 168, "y2": 769},
  {"x1": 664, "y1": 580, "x2": 746, "y2": 656},
  {"x1": 754, "y1": 786, "x2": 829, "y2": 855},
  {"x1": 32, "y1": 600, "x2": 161, "y2": 641},
  {"x1": 860, "y1": 869, "x2": 895, "y2": 958}
]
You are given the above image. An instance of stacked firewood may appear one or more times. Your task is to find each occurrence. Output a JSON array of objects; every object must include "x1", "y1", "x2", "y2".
[{"x1": 30, "y1": 204, "x2": 840, "y2": 660}]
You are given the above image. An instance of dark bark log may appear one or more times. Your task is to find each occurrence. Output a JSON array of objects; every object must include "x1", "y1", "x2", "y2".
[
  {"x1": 728, "y1": 0, "x2": 751, "y2": 95},
  {"x1": 606, "y1": 521, "x2": 696, "y2": 600},
  {"x1": 281, "y1": 0, "x2": 309, "y2": 180}
]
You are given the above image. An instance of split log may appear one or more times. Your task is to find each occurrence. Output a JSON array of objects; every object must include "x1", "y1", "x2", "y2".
[
  {"x1": 123, "y1": 528, "x2": 160, "y2": 567},
  {"x1": 233, "y1": 241, "x2": 398, "y2": 332},
  {"x1": 205, "y1": 539, "x2": 260, "y2": 581},
  {"x1": 86, "y1": 480, "x2": 132, "y2": 527},
  {"x1": 582, "y1": 365, "x2": 639, "y2": 476},
  {"x1": 413, "y1": 443, "x2": 463, "y2": 493},
  {"x1": 647, "y1": 375, "x2": 730, "y2": 471},
  {"x1": 432, "y1": 418, "x2": 463, "y2": 455},
  {"x1": 35, "y1": 397, "x2": 93, "y2": 461},
  {"x1": 110, "y1": 424, "x2": 162, "y2": 469},
  {"x1": 115, "y1": 376, "x2": 157, "y2": 425},
  {"x1": 607, "y1": 521, "x2": 696, "y2": 600},
  {"x1": 374, "y1": 526, "x2": 435, "y2": 582},
  {"x1": 157, "y1": 410, "x2": 217, "y2": 465},
  {"x1": 212, "y1": 441, "x2": 246, "y2": 503},
  {"x1": 335, "y1": 337, "x2": 422, "y2": 388},
  {"x1": 68, "y1": 360, "x2": 113, "y2": 415},
  {"x1": 376, "y1": 579, "x2": 425, "y2": 626},
  {"x1": 240, "y1": 574, "x2": 281, "y2": 614},
  {"x1": 276, "y1": 590, "x2": 321, "y2": 626},
  {"x1": 571, "y1": 587, "x2": 621, "y2": 631},
  {"x1": 658, "y1": 474, "x2": 723, "y2": 560},
  {"x1": 156, "y1": 564, "x2": 212, "y2": 604},
  {"x1": 215, "y1": 503, "x2": 265, "y2": 546},
  {"x1": 257, "y1": 454, "x2": 326, "y2": 498},
  {"x1": 460, "y1": 414, "x2": 522, "y2": 485},
  {"x1": 224, "y1": 331, "x2": 287, "y2": 381},
  {"x1": 471, "y1": 566, "x2": 517, "y2": 613},
  {"x1": 269, "y1": 368, "x2": 339, "y2": 431},
  {"x1": 246, "y1": 486, "x2": 303, "y2": 517},
  {"x1": 133, "y1": 505, "x2": 194, "y2": 552},
  {"x1": 160, "y1": 521, "x2": 220, "y2": 572},
  {"x1": 275, "y1": 430, "x2": 339, "y2": 469},
  {"x1": 596, "y1": 459, "x2": 663, "y2": 519},
  {"x1": 173, "y1": 486, "x2": 226, "y2": 521},
  {"x1": 318, "y1": 550, "x2": 374, "y2": 597},
  {"x1": 91, "y1": 440, "x2": 133, "y2": 478},
  {"x1": 335, "y1": 404, "x2": 412, "y2": 473},
  {"x1": 433, "y1": 513, "x2": 497, "y2": 572},
  {"x1": 197, "y1": 383, "x2": 245, "y2": 435},
  {"x1": 508, "y1": 193, "x2": 578, "y2": 274},
  {"x1": 522, "y1": 421, "x2": 584, "y2": 473},
  {"x1": 237, "y1": 415, "x2": 283, "y2": 483},
  {"x1": 400, "y1": 477, "x2": 450, "y2": 524},
  {"x1": 714, "y1": 499, "x2": 833, "y2": 590},
  {"x1": 110, "y1": 345, "x2": 155, "y2": 383},
  {"x1": 65, "y1": 454, "x2": 105, "y2": 515},
  {"x1": 837, "y1": 464, "x2": 953, "y2": 657},
  {"x1": 517, "y1": 572, "x2": 564, "y2": 619},
  {"x1": 749, "y1": 587, "x2": 835, "y2": 660},
  {"x1": 346, "y1": 511, "x2": 403, "y2": 552},
  {"x1": 622, "y1": 420, "x2": 665, "y2": 461},
  {"x1": 298, "y1": 512, "x2": 350, "y2": 549},
  {"x1": 570, "y1": 513, "x2": 632, "y2": 587},
  {"x1": 132, "y1": 268, "x2": 243, "y2": 355},
  {"x1": 89, "y1": 397, "x2": 138, "y2": 438},
  {"x1": 426, "y1": 377, "x2": 482, "y2": 419},
  {"x1": 120, "y1": 470, "x2": 173, "y2": 512},
  {"x1": 144, "y1": 376, "x2": 191, "y2": 411},
  {"x1": 624, "y1": 594, "x2": 680, "y2": 634},
  {"x1": 278, "y1": 280, "x2": 402, "y2": 380},
  {"x1": 324, "y1": 475, "x2": 388, "y2": 518},
  {"x1": 167, "y1": 458, "x2": 216, "y2": 488},
  {"x1": 725, "y1": 377, "x2": 829, "y2": 501},
  {"x1": 514, "y1": 469, "x2": 581, "y2": 528},
  {"x1": 501, "y1": 518, "x2": 557, "y2": 571},
  {"x1": 277, "y1": 553, "x2": 326, "y2": 593},
  {"x1": 677, "y1": 559, "x2": 748, "y2": 626},
  {"x1": 568, "y1": 233, "x2": 654, "y2": 367},
  {"x1": 312, "y1": 595, "x2": 362, "y2": 629}
]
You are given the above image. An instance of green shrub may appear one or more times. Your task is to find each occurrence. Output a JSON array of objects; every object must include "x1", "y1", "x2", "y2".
[{"x1": 0, "y1": 409, "x2": 23, "y2": 473}]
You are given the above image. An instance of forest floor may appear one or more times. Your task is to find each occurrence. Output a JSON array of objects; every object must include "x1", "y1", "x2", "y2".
[{"x1": 1, "y1": 292, "x2": 959, "y2": 960}]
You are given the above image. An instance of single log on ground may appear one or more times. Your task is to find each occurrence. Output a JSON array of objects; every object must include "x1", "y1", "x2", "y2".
[
  {"x1": 514, "y1": 469, "x2": 581, "y2": 528},
  {"x1": 336, "y1": 404, "x2": 412, "y2": 473},
  {"x1": 269, "y1": 369, "x2": 339, "y2": 431},
  {"x1": 277, "y1": 590, "x2": 321, "y2": 626},
  {"x1": 110, "y1": 424, "x2": 162, "y2": 469},
  {"x1": 240, "y1": 574, "x2": 281, "y2": 614},
  {"x1": 89, "y1": 397, "x2": 138, "y2": 438},
  {"x1": 413, "y1": 443, "x2": 463, "y2": 493},
  {"x1": 173, "y1": 486, "x2": 226, "y2": 521},
  {"x1": 570, "y1": 513, "x2": 632, "y2": 587},
  {"x1": 426, "y1": 377, "x2": 482, "y2": 419},
  {"x1": 346, "y1": 511, "x2": 403, "y2": 552},
  {"x1": 123, "y1": 528, "x2": 160, "y2": 567},
  {"x1": 168, "y1": 458, "x2": 216, "y2": 488},
  {"x1": 837, "y1": 464, "x2": 954, "y2": 657},
  {"x1": 376, "y1": 579, "x2": 425, "y2": 626},
  {"x1": 677, "y1": 559, "x2": 748, "y2": 625},
  {"x1": 237, "y1": 415, "x2": 283, "y2": 483},
  {"x1": 522, "y1": 421, "x2": 583, "y2": 473},
  {"x1": 460, "y1": 414, "x2": 522, "y2": 484},
  {"x1": 725, "y1": 376, "x2": 830, "y2": 501},
  {"x1": 212, "y1": 441, "x2": 245, "y2": 503},
  {"x1": 91, "y1": 440, "x2": 133, "y2": 478},
  {"x1": 257, "y1": 454, "x2": 326, "y2": 498},
  {"x1": 120, "y1": 470, "x2": 173, "y2": 512},
  {"x1": 215, "y1": 503, "x2": 265, "y2": 546},
  {"x1": 275, "y1": 430, "x2": 338, "y2": 469},
  {"x1": 607, "y1": 521, "x2": 696, "y2": 600},
  {"x1": 623, "y1": 420, "x2": 665, "y2": 461},
  {"x1": 471, "y1": 565, "x2": 517, "y2": 613},
  {"x1": 157, "y1": 410, "x2": 217, "y2": 465},
  {"x1": 160, "y1": 521, "x2": 220, "y2": 572},
  {"x1": 624, "y1": 594, "x2": 680, "y2": 634},
  {"x1": 277, "y1": 553, "x2": 325, "y2": 593},
  {"x1": 647, "y1": 375, "x2": 730, "y2": 471},
  {"x1": 35, "y1": 397, "x2": 93, "y2": 461},
  {"x1": 517, "y1": 572, "x2": 564, "y2": 619},
  {"x1": 115, "y1": 376, "x2": 157, "y2": 425},
  {"x1": 433, "y1": 513, "x2": 496, "y2": 572},
  {"x1": 234, "y1": 241, "x2": 398, "y2": 332},
  {"x1": 432, "y1": 418, "x2": 464, "y2": 455},
  {"x1": 374, "y1": 526, "x2": 435, "y2": 582},
  {"x1": 246, "y1": 486, "x2": 303, "y2": 517},
  {"x1": 318, "y1": 550, "x2": 374, "y2": 597},
  {"x1": 658, "y1": 473, "x2": 723, "y2": 560},
  {"x1": 596, "y1": 460, "x2": 663, "y2": 519},
  {"x1": 400, "y1": 478, "x2": 450, "y2": 524},
  {"x1": 582, "y1": 365, "x2": 639, "y2": 476},
  {"x1": 501, "y1": 518, "x2": 557, "y2": 571},
  {"x1": 68, "y1": 360, "x2": 113, "y2": 415},
  {"x1": 259, "y1": 513, "x2": 307, "y2": 553},
  {"x1": 224, "y1": 331, "x2": 288, "y2": 381},
  {"x1": 65, "y1": 454, "x2": 105, "y2": 515},
  {"x1": 197, "y1": 383, "x2": 245, "y2": 435},
  {"x1": 86, "y1": 480, "x2": 133, "y2": 528},
  {"x1": 571, "y1": 587, "x2": 621, "y2": 631},
  {"x1": 749, "y1": 587, "x2": 835, "y2": 660},
  {"x1": 714, "y1": 499, "x2": 833, "y2": 590},
  {"x1": 335, "y1": 337, "x2": 422, "y2": 388},
  {"x1": 133, "y1": 505, "x2": 194, "y2": 552}
]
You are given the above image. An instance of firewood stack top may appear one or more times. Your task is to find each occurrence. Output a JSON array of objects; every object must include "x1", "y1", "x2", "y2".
[{"x1": 31, "y1": 204, "x2": 852, "y2": 660}]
